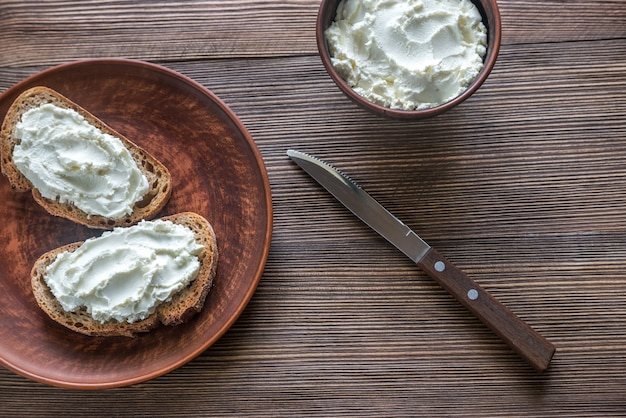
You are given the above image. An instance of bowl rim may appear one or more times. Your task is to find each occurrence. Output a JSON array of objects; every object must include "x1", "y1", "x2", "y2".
[{"x1": 316, "y1": 0, "x2": 502, "y2": 120}]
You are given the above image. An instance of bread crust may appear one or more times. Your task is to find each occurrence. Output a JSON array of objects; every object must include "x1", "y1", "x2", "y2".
[
  {"x1": 31, "y1": 212, "x2": 218, "y2": 337},
  {"x1": 0, "y1": 86, "x2": 171, "y2": 229}
]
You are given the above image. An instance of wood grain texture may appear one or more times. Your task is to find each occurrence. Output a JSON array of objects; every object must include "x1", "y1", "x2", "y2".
[{"x1": 1, "y1": 0, "x2": 626, "y2": 415}]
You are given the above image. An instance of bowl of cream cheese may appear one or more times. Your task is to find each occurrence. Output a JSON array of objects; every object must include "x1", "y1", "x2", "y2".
[{"x1": 317, "y1": 0, "x2": 501, "y2": 119}]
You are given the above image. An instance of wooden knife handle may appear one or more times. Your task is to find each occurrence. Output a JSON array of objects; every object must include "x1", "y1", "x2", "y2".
[{"x1": 418, "y1": 247, "x2": 555, "y2": 372}]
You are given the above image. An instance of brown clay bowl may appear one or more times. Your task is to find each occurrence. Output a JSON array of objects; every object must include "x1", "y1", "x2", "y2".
[
  {"x1": 316, "y1": 0, "x2": 502, "y2": 120},
  {"x1": 0, "y1": 59, "x2": 272, "y2": 389}
]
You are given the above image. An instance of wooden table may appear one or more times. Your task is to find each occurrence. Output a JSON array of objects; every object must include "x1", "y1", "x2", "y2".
[{"x1": 1, "y1": 0, "x2": 625, "y2": 415}]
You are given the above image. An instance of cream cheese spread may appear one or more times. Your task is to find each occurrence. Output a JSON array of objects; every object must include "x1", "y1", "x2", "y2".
[
  {"x1": 13, "y1": 103, "x2": 149, "y2": 219},
  {"x1": 325, "y1": 0, "x2": 488, "y2": 110},
  {"x1": 45, "y1": 220, "x2": 204, "y2": 324}
]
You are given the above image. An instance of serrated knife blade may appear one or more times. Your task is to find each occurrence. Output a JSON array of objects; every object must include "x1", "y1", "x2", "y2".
[{"x1": 287, "y1": 149, "x2": 555, "y2": 372}]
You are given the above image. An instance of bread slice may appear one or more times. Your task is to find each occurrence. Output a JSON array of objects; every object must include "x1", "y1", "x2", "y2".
[
  {"x1": 0, "y1": 86, "x2": 171, "y2": 229},
  {"x1": 31, "y1": 212, "x2": 218, "y2": 337}
]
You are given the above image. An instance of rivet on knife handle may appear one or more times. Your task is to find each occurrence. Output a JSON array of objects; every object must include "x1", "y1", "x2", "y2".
[{"x1": 287, "y1": 149, "x2": 556, "y2": 372}]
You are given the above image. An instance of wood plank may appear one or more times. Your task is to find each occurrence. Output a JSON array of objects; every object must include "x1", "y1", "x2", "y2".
[
  {"x1": 0, "y1": 0, "x2": 318, "y2": 66},
  {"x1": 1, "y1": 0, "x2": 625, "y2": 66}
]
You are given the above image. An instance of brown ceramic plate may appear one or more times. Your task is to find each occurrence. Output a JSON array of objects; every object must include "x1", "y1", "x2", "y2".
[{"x1": 0, "y1": 59, "x2": 272, "y2": 389}]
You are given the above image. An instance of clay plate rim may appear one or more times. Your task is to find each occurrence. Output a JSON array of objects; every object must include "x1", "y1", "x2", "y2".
[{"x1": 0, "y1": 58, "x2": 273, "y2": 389}]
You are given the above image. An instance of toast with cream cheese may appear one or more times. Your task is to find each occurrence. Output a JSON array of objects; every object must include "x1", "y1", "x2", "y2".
[
  {"x1": 31, "y1": 212, "x2": 218, "y2": 337},
  {"x1": 0, "y1": 86, "x2": 171, "y2": 228}
]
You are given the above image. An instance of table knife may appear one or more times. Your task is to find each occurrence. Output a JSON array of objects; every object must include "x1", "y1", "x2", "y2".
[{"x1": 287, "y1": 149, "x2": 555, "y2": 372}]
